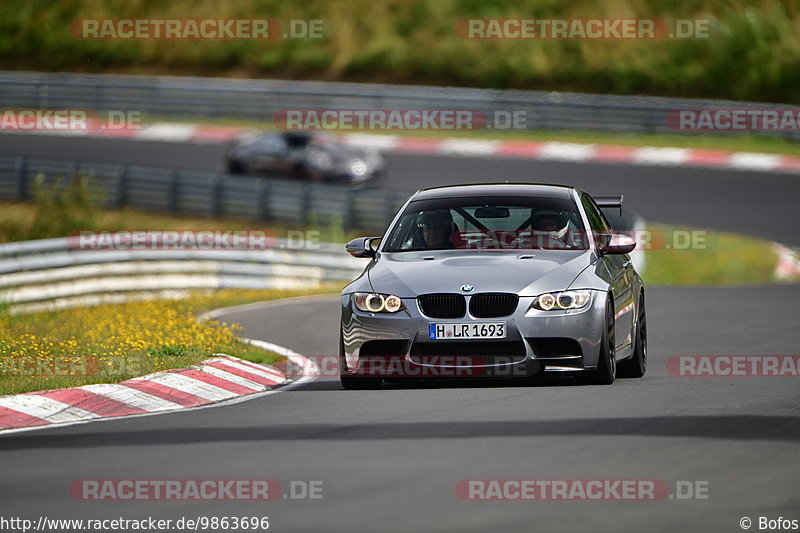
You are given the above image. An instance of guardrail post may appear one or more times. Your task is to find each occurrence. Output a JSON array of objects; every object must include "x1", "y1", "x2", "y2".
[
  {"x1": 114, "y1": 164, "x2": 127, "y2": 208},
  {"x1": 257, "y1": 179, "x2": 270, "y2": 221},
  {"x1": 344, "y1": 188, "x2": 357, "y2": 231},
  {"x1": 301, "y1": 182, "x2": 313, "y2": 226},
  {"x1": 646, "y1": 109, "x2": 660, "y2": 134},
  {"x1": 37, "y1": 82, "x2": 48, "y2": 108},
  {"x1": 67, "y1": 160, "x2": 78, "y2": 185},
  {"x1": 167, "y1": 171, "x2": 180, "y2": 214},
  {"x1": 212, "y1": 175, "x2": 225, "y2": 217},
  {"x1": 14, "y1": 156, "x2": 27, "y2": 201},
  {"x1": 385, "y1": 190, "x2": 396, "y2": 226}
]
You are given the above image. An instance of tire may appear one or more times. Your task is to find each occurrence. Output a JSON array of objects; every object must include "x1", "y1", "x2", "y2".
[
  {"x1": 291, "y1": 164, "x2": 313, "y2": 181},
  {"x1": 339, "y1": 331, "x2": 382, "y2": 390},
  {"x1": 584, "y1": 295, "x2": 616, "y2": 385},
  {"x1": 226, "y1": 159, "x2": 244, "y2": 174},
  {"x1": 618, "y1": 291, "x2": 647, "y2": 378}
]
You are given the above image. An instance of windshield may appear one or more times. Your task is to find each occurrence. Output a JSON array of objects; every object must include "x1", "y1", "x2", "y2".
[{"x1": 383, "y1": 195, "x2": 588, "y2": 252}]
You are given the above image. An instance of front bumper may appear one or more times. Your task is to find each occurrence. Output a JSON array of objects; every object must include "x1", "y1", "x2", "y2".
[
  {"x1": 322, "y1": 167, "x2": 384, "y2": 188},
  {"x1": 340, "y1": 291, "x2": 607, "y2": 379}
]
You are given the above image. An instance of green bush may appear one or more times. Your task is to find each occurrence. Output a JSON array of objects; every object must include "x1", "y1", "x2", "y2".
[
  {"x1": 0, "y1": 0, "x2": 798, "y2": 102},
  {"x1": 22, "y1": 173, "x2": 103, "y2": 240}
]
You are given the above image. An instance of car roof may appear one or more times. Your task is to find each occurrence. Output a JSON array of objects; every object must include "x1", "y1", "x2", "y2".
[{"x1": 412, "y1": 183, "x2": 578, "y2": 201}]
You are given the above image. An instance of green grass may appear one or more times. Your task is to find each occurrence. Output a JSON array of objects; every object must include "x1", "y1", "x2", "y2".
[
  {"x1": 0, "y1": 286, "x2": 340, "y2": 396},
  {"x1": 2, "y1": 0, "x2": 800, "y2": 103},
  {"x1": 0, "y1": 200, "x2": 359, "y2": 245},
  {"x1": 642, "y1": 223, "x2": 782, "y2": 286}
]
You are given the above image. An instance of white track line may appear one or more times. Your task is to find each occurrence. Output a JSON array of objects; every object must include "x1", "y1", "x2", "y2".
[
  {"x1": 632, "y1": 147, "x2": 690, "y2": 166},
  {"x1": 539, "y1": 142, "x2": 597, "y2": 162},
  {"x1": 728, "y1": 152, "x2": 782, "y2": 171},
  {"x1": 136, "y1": 123, "x2": 197, "y2": 141},
  {"x1": 439, "y1": 139, "x2": 499, "y2": 156}
]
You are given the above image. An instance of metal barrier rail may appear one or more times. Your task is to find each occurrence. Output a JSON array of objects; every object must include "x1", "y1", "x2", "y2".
[
  {"x1": 1, "y1": 70, "x2": 797, "y2": 140},
  {"x1": 0, "y1": 236, "x2": 365, "y2": 313},
  {"x1": 0, "y1": 155, "x2": 410, "y2": 233}
]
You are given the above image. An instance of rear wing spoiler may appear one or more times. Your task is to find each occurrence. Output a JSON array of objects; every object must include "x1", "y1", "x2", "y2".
[{"x1": 593, "y1": 195, "x2": 624, "y2": 216}]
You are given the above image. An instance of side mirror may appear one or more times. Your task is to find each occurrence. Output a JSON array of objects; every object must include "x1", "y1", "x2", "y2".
[
  {"x1": 600, "y1": 233, "x2": 636, "y2": 255},
  {"x1": 346, "y1": 237, "x2": 380, "y2": 258}
]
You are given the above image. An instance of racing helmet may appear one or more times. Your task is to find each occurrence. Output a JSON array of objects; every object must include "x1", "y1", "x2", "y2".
[
  {"x1": 417, "y1": 209, "x2": 453, "y2": 229},
  {"x1": 531, "y1": 210, "x2": 569, "y2": 240}
]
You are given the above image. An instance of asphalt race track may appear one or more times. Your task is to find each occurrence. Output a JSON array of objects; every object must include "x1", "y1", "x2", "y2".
[
  {"x1": 0, "y1": 132, "x2": 798, "y2": 246},
  {"x1": 1, "y1": 289, "x2": 799, "y2": 532},
  {"x1": 1, "y1": 132, "x2": 799, "y2": 532}
]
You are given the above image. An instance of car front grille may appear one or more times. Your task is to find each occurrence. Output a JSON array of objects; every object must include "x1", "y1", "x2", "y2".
[
  {"x1": 418, "y1": 294, "x2": 466, "y2": 319},
  {"x1": 469, "y1": 293, "x2": 519, "y2": 318}
]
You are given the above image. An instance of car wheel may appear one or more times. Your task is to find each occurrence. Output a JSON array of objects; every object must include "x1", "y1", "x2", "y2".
[
  {"x1": 618, "y1": 291, "x2": 647, "y2": 378},
  {"x1": 292, "y1": 164, "x2": 313, "y2": 181},
  {"x1": 339, "y1": 331, "x2": 382, "y2": 390},
  {"x1": 226, "y1": 159, "x2": 244, "y2": 174},
  {"x1": 584, "y1": 296, "x2": 616, "y2": 385}
]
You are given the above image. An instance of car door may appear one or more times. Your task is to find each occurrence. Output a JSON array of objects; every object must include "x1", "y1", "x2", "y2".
[
  {"x1": 250, "y1": 135, "x2": 290, "y2": 174},
  {"x1": 581, "y1": 194, "x2": 634, "y2": 356}
]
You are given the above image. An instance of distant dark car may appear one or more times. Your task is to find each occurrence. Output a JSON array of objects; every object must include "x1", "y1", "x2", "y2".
[{"x1": 225, "y1": 131, "x2": 386, "y2": 187}]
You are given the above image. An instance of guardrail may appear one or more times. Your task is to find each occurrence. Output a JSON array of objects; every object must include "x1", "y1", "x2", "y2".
[
  {"x1": 2, "y1": 70, "x2": 798, "y2": 140},
  {"x1": 0, "y1": 218, "x2": 646, "y2": 316},
  {"x1": 0, "y1": 155, "x2": 410, "y2": 233},
  {"x1": 0, "y1": 237, "x2": 365, "y2": 313}
]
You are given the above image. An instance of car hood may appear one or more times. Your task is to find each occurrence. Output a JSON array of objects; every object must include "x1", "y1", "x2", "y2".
[{"x1": 367, "y1": 249, "x2": 593, "y2": 297}]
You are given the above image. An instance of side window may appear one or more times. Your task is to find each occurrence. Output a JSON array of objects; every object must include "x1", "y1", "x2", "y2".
[
  {"x1": 581, "y1": 194, "x2": 611, "y2": 241},
  {"x1": 595, "y1": 204, "x2": 614, "y2": 233},
  {"x1": 581, "y1": 194, "x2": 611, "y2": 231},
  {"x1": 257, "y1": 136, "x2": 287, "y2": 155}
]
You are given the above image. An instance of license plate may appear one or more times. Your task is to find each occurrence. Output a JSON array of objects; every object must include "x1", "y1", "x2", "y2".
[{"x1": 428, "y1": 323, "x2": 506, "y2": 340}]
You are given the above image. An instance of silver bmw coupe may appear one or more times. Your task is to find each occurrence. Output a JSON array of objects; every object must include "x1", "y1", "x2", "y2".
[{"x1": 340, "y1": 183, "x2": 646, "y2": 388}]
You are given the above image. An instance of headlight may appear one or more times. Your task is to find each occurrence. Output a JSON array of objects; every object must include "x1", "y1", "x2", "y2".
[
  {"x1": 349, "y1": 159, "x2": 368, "y2": 177},
  {"x1": 532, "y1": 290, "x2": 592, "y2": 311},
  {"x1": 354, "y1": 293, "x2": 404, "y2": 313}
]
